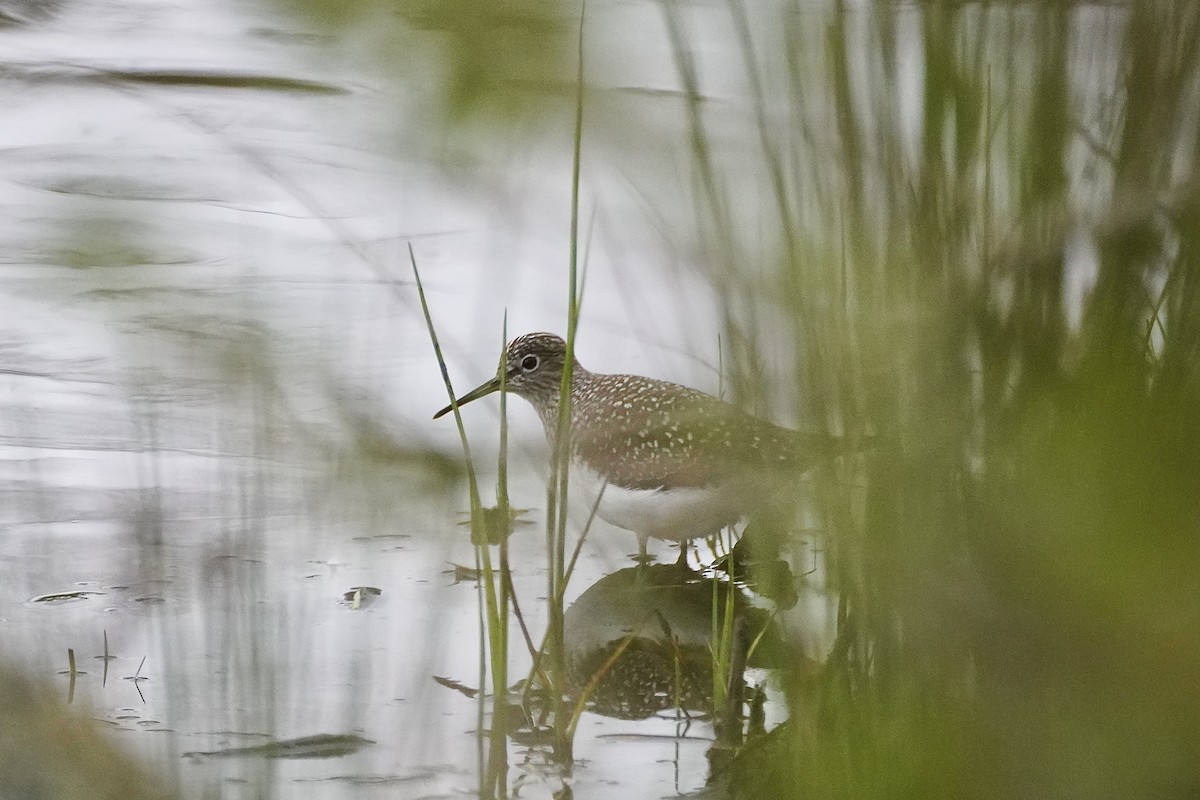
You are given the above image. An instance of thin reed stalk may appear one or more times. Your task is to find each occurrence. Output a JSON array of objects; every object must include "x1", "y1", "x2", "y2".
[
  {"x1": 411, "y1": 246, "x2": 511, "y2": 798},
  {"x1": 540, "y1": 0, "x2": 588, "y2": 766}
]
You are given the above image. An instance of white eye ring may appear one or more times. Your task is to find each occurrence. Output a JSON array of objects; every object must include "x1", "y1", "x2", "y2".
[{"x1": 521, "y1": 355, "x2": 539, "y2": 371}]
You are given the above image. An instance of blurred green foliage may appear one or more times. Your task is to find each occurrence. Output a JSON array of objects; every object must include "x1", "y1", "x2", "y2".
[
  {"x1": 0, "y1": 665, "x2": 176, "y2": 800},
  {"x1": 278, "y1": 0, "x2": 570, "y2": 124},
  {"x1": 730, "y1": 3, "x2": 1199, "y2": 799}
]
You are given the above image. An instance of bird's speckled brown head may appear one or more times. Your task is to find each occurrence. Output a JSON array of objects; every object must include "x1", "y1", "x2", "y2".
[{"x1": 433, "y1": 332, "x2": 585, "y2": 423}]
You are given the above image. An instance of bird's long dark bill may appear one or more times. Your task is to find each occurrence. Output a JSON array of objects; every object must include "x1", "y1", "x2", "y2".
[{"x1": 433, "y1": 376, "x2": 502, "y2": 419}]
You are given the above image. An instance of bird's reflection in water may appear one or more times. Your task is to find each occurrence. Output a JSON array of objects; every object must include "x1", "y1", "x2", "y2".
[{"x1": 562, "y1": 562, "x2": 793, "y2": 722}]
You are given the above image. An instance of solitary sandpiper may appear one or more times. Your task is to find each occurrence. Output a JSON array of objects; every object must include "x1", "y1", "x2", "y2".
[{"x1": 433, "y1": 333, "x2": 831, "y2": 558}]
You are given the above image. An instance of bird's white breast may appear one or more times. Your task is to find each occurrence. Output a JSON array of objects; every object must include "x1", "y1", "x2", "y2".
[{"x1": 568, "y1": 461, "x2": 745, "y2": 545}]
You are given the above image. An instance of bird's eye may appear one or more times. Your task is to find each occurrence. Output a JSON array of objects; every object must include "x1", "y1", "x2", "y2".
[{"x1": 521, "y1": 355, "x2": 539, "y2": 371}]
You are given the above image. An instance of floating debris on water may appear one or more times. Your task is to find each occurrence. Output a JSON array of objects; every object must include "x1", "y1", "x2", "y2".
[
  {"x1": 432, "y1": 675, "x2": 478, "y2": 699},
  {"x1": 340, "y1": 586, "x2": 382, "y2": 609},
  {"x1": 30, "y1": 590, "x2": 103, "y2": 604},
  {"x1": 183, "y1": 733, "x2": 375, "y2": 760}
]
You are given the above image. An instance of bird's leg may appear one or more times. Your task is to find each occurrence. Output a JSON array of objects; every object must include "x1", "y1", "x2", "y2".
[
  {"x1": 675, "y1": 540, "x2": 689, "y2": 567},
  {"x1": 633, "y1": 534, "x2": 654, "y2": 567}
]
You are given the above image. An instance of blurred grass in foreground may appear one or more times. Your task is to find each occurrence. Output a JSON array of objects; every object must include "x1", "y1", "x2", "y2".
[{"x1": 687, "y1": 3, "x2": 1200, "y2": 798}]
